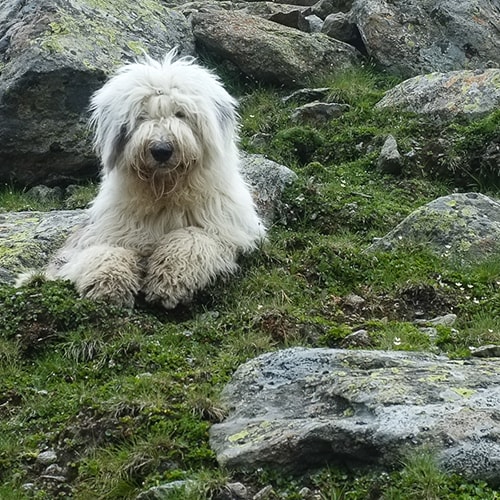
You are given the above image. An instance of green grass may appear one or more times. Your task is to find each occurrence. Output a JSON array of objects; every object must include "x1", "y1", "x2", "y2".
[
  {"x1": 0, "y1": 182, "x2": 97, "y2": 211},
  {"x1": 1, "y1": 65, "x2": 500, "y2": 498}
]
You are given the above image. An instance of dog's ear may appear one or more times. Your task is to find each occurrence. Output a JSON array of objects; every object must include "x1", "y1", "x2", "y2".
[
  {"x1": 90, "y1": 98, "x2": 130, "y2": 172},
  {"x1": 106, "y1": 123, "x2": 129, "y2": 170},
  {"x1": 214, "y1": 96, "x2": 237, "y2": 140}
]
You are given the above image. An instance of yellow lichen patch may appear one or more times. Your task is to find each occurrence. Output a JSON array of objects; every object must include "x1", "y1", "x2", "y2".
[
  {"x1": 228, "y1": 429, "x2": 250, "y2": 443},
  {"x1": 227, "y1": 421, "x2": 278, "y2": 446},
  {"x1": 342, "y1": 407, "x2": 355, "y2": 417},
  {"x1": 451, "y1": 387, "x2": 476, "y2": 399},
  {"x1": 421, "y1": 374, "x2": 449, "y2": 383},
  {"x1": 127, "y1": 40, "x2": 147, "y2": 56}
]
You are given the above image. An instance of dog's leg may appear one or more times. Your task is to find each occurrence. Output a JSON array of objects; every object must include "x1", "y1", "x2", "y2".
[
  {"x1": 51, "y1": 245, "x2": 143, "y2": 308},
  {"x1": 143, "y1": 227, "x2": 237, "y2": 309}
]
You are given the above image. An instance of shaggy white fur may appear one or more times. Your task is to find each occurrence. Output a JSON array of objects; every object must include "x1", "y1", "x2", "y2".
[{"x1": 43, "y1": 51, "x2": 266, "y2": 308}]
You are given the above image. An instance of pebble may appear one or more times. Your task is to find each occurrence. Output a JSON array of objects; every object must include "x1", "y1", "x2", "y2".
[
  {"x1": 415, "y1": 313, "x2": 457, "y2": 327},
  {"x1": 253, "y1": 485, "x2": 275, "y2": 500},
  {"x1": 342, "y1": 329, "x2": 372, "y2": 347},
  {"x1": 343, "y1": 293, "x2": 365, "y2": 308},
  {"x1": 226, "y1": 482, "x2": 248, "y2": 498},
  {"x1": 36, "y1": 450, "x2": 58, "y2": 466}
]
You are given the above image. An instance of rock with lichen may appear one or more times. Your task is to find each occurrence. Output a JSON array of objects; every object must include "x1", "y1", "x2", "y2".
[
  {"x1": 350, "y1": 0, "x2": 500, "y2": 77},
  {"x1": 367, "y1": 192, "x2": 500, "y2": 263},
  {"x1": 376, "y1": 69, "x2": 500, "y2": 121},
  {"x1": 0, "y1": 210, "x2": 88, "y2": 284},
  {"x1": 240, "y1": 153, "x2": 298, "y2": 227},
  {"x1": 0, "y1": 0, "x2": 194, "y2": 187},
  {"x1": 210, "y1": 347, "x2": 500, "y2": 484},
  {"x1": 191, "y1": 9, "x2": 361, "y2": 88}
]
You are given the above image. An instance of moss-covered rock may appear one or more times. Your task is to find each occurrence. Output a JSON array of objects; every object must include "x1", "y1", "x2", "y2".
[
  {"x1": 0, "y1": 0, "x2": 194, "y2": 186},
  {"x1": 367, "y1": 193, "x2": 500, "y2": 264},
  {"x1": 0, "y1": 210, "x2": 87, "y2": 283},
  {"x1": 376, "y1": 69, "x2": 500, "y2": 120}
]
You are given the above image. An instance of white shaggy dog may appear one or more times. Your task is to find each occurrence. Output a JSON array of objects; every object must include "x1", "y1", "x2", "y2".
[{"x1": 44, "y1": 51, "x2": 265, "y2": 309}]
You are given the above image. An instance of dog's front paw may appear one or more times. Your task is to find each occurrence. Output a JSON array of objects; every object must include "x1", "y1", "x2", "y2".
[
  {"x1": 80, "y1": 276, "x2": 137, "y2": 308},
  {"x1": 58, "y1": 245, "x2": 143, "y2": 308},
  {"x1": 142, "y1": 269, "x2": 194, "y2": 309},
  {"x1": 142, "y1": 228, "x2": 237, "y2": 309}
]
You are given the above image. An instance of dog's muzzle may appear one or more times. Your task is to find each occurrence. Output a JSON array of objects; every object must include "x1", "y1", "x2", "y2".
[{"x1": 150, "y1": 142, "x2": 174, "y2": 164}]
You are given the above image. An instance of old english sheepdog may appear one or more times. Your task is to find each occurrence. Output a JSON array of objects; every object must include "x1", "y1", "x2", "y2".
[{"x1": 44, "y1": 51, "x2": 266, "y2": 308}]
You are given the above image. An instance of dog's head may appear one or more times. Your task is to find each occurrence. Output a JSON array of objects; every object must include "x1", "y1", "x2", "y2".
[{"x1": 89, "y1": 50, "x2": 238, "y2": 193}]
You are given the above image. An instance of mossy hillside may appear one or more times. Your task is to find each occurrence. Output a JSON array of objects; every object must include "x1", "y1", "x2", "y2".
[
  {"x1": 239, "y1": 66, "x2": 500, "y2": 191},
  {"x1": 1, "y1": 67, "x2": 500, "y2": 498}
]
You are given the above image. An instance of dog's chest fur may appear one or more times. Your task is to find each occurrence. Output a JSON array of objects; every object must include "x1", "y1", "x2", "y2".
[{"x1": 86, "y1": 176, "x2": 202, "y2": 255}]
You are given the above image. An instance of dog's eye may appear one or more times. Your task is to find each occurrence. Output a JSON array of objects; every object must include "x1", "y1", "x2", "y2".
[{"x1": 175, "y1": 110, "x2": 186, "y2": 119}]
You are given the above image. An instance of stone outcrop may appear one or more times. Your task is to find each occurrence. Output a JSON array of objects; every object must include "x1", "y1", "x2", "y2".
[
  {"x1": 210, "y1": 347, "x2": 500, "y2": 485},
  {"x1": 191, "y1": 10, "x2": 362, "y2": 88},
  {"x1": 350, "y1": 0, "x2": 500, "y2": 77},
  {"x1": 376, "y1": 69, "x2": 500, "y2": 120},
  {"x1": 368, "y1": 193, "x2": 500, "y2": 263}
]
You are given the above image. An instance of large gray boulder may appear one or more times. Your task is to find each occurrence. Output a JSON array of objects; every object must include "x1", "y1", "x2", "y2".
[
  {"x1": 210, "y1": 347, "x2": 500, "y2": 485},
  {"x1": 0, "y1": 0, "x2": 194, "y2": 187},
  {"x1": 350, "y1": 0, "x2": 500, "y2": 77},
  {"x1": 191, "y1": 10, "x2": 361, "y2": 88},
  {"x1": 368, "y1": 193, "x2": 500, "y2": 263},
  {"x1": 376, "y1": 69, "x2": 500, "y2": 120}
]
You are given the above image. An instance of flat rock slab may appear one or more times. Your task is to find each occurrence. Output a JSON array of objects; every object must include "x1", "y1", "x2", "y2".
[{"x1": 210, "y1": 348, "x2": 500, "y2": 484}]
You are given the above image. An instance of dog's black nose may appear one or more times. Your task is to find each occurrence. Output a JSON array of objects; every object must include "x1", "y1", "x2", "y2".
[{"x1": 150, "y1": 143, "x2": 173, "y2": 162}]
